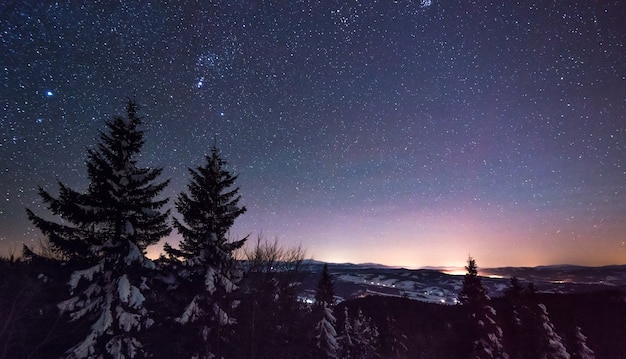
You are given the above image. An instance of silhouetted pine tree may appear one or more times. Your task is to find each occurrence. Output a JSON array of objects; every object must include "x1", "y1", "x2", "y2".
[
  {"x1": 459, "y1": 257, "x2": 508, "y2": 359},
  {"x1": 458, "y1": 257, "x2": 487, "y2": 305},
  {"x1": 28, "y1": 100, "x2": 171, "y2": 358},
  {"x1": 165, "y1": 144, "x2": 247, "y2": 261},
  {"x1": 27, "y1": 101, "x2": 169, "y2": 267},
  {"x1": 162, "y1": 144, "x2": 247, "y2": 359},
  {"x1": 504, "y1": 277, "x2": 525, "y2": 302},
  {"x1": 316, "y1": 263, "x2": 335, "y2": 306}
]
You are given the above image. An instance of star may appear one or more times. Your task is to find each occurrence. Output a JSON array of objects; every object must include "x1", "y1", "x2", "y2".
[{"x1": 1, "y1": 1, "x2": 624, "y2": 268}]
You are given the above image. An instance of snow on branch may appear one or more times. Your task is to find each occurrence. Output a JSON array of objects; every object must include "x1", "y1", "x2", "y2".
[
  {"x1": 116, "y1": 306, "x2": 142, "y2": 332},
  {"x1": 213, "y1": 303, "x2": 234, "y2": 325},
  {"x1": 118, "y1": 274, "x2": 131, "y2": 303},
  {"x1": 118, "y1": 274, "x2": 146, "y2": 309},
  {"x1": 205, "y1": 267, "x2": 217, "y2": 294},
  {"x1": 68, "y1": 261, "x2": 104, "y2": 291},
  {"x1": 125, "y1": 242, "x2": 156, "y2": 269},
  {"x1": 66, "y1": 293, "x2": 113, "y2": 358},
  {"x1": 176, "y1": 296, "x2": 202, "y2": 324}
]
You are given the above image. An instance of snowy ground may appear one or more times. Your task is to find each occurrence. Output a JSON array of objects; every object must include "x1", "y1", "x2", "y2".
[{"x1": 295, "y1": 262, "x2": 626, "y2": 304}]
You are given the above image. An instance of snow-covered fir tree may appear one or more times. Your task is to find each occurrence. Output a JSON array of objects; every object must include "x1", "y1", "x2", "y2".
[
  {"x1": 28, "y1": 100, "x2": 171, "y2": 358},
  {"x1": 571, "y1": 326, "x2": 595, "y2": 359},
  {"x1": 459, "y1": 257, "x2": 508, "y2": 359},
  {"x1": 162, "y1": 144, "x2": 247, "y2": 359},
  {"x1": 352, "y1": 308, "x2": 379, "y2": 359},
  {"x1": 315, "y1": 302, "x2": 339, "y2": 359},
  {"x1": 310, "y1": 263, "x2": 338, "y2": 358},
  {"x1": 338, "y1": 307, "x2": 355, "y2": 358},
  {"x1": 339, "y1": 307, "x2": 379, "y2": 359},
  {"x1": 535, "y1": 304, "x2": 570, "y2": 359}
]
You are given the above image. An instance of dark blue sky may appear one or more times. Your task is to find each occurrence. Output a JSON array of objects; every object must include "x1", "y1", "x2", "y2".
[{"x1": 1, "y1": 1, "x2": 625, "y2": 267}]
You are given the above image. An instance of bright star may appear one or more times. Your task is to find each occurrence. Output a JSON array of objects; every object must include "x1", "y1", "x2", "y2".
[{"x1": 46, "y1": 91, "x2": 54, "y2": 97}]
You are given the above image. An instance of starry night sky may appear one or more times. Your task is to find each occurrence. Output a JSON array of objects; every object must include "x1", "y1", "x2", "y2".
[{"x1": 1, "y1": 1, "x2": 625, "y2": 268}]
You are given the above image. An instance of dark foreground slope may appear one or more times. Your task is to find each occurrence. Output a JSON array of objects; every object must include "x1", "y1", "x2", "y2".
[
  {"x1": 3, "y1": 256, "x2": 624, "y2": 358},
  {"x1": 341, "y1": 290, "x2": 626, "y2": 359}
]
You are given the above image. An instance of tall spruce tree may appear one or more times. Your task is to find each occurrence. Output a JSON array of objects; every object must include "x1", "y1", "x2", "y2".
[
  {"x1": 459, "y1": 257, "x2": 508, "y2": 359},
  {"x1": 27, "y1": 100, "x2": 171, "y2": 358},
  {"x1": 314, "y1": 302, "x2": 339, "y2": 359},
  {"x1": 315, "y1": 263, "x2": 335, "y2": 306},
  {"x1": 311, "y1": 263, "x2": 338, "y2": 358},
  {"x1": 27, "y1": 100, "x2": 170, "y2": 264},
  {"x1": 338, "y1": 307, "x2": 355, "y2": 358},
  {"x1": 163, "y1": 144, "x2": 247, "y2": 359}
]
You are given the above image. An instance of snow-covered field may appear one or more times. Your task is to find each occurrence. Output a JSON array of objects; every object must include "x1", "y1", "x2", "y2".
[{"x1": 296, "y1": 262, "x2": 626, "y2": 304}]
